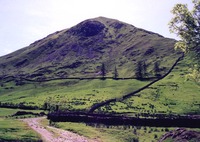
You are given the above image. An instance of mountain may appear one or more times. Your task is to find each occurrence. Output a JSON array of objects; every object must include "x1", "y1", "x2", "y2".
[{"x1": 0, "y1": 17, "x2": 181, "y2": 80}]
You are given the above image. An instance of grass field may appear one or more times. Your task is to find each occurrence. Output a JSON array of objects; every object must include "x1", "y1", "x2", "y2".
[
  {"x1": 0, "y1": 108, "x2": 42, "y2": 142},
  {"x1": 0, "y1": 108, "x2": 44, "y2": 118},
  {"x1": 0, "y1": 107, "x2": 199, "y2": 142},
  {"x1": 41, "y1": 118, "x2": 171, "y2": 142},
  {"x1": 0, "y1": 79, "x2": 150, "y2": 111},
  {"x1": 100, "y1": 57, "x2": 200, "y2": 115},
  {"x1": 0, "y1": 118, "x2": 41, "y2": 142},
  {"x1": 0, "y1": 55, "x2": 200, "y2": 141},
  {"x1": 0, "y1": 108, "x2": 166, "y2": 142},
  {"x1": 56, "y1": 122, "x2": 171, "y2": 142}
]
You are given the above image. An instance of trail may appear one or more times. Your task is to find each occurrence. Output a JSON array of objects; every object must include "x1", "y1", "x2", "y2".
[{"x1": 22, "y1": 117, "x2": 98, "y2": 142}]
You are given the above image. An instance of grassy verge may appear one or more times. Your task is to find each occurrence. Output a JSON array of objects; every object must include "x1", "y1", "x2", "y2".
[
  {"x1": 45, "y1": 119, "x2": 200, "y2": 142},
  {"x1": 55, "y1": 122, "x2": 174, "y2": 142},
  {"x1": 40, "y1": 117, "x2": 172, "y2": 142},
  {"x1": 0, "y1": 118, "x2": 41, "y2": 142},
  {"x1": 0, "y1": 108, "x2": 42, "y2": 141},
  {"x1": 0, "y1": 108, "x2": 45, "y2": 117},
  {"x1": 42, "y1": 118, "x2": 138, "y2": 142}
]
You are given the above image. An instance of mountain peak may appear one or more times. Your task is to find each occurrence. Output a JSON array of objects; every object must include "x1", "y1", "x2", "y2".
[
  {"x1": 68, "y1": 16, "x2": 132, "y2": 37},
  {"x1": 69, "y1": 19, "x2": 105, "y2": 37},
  {"x1": 0, "y1": 17, "x2": 181, "y2": 79}
]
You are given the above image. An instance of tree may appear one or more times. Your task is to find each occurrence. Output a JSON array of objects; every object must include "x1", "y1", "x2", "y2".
[
  {"x1": 135, "y1": 61, "x2": 147, "y2": 79},
  {"x1": 101, "y1": 63, "x2": 106, "y2": 79},
  {"x1": 185, "y1": 65, "x2": 200, "y2": 83},
  {"x1": 143, "y1": 61, "x2": 147, "y2": 77},
  {"x1": 113, "y1": 66, "x2": 119, "y2": 79},
  {"x1": 154, "y1": 61, "x2": 161, "y2": 77},
  {"x1": 169, "y1": 0, "x2": 200, "y2": 54},
  {"x1": 135, "y1": 61, "x2": 142, "y2": 79},
  {"x1": 169, "y1": 0, "x2": 200, "y2": 83}
]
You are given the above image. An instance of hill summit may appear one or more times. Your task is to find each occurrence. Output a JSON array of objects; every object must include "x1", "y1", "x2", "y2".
[{"x1": 0, "y1": 17, "x2": 181, "y2": 80}]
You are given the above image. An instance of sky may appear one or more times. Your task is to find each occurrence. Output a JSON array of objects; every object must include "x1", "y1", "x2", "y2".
[{"x1": 0, "y1": 0, "x2": 193, "y2": 57}]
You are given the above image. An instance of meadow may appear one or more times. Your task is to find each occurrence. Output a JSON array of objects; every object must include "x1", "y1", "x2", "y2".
[
  {"x1": 0, "y1": 78, "x2": 150, "y2": 111},
  {"x1": 0, "y1": 108, "x2": 42, "y2": 142},
  {"x1": 99, "y1": 57, "x2": 200, "y2": 116}
]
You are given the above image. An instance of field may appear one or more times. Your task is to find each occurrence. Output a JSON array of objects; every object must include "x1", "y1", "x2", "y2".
[
  {"x1": 99, "y1": 57, "x2": 200, "y2": 116},
  {"x1": 0, "y1": 108, "x2": 170, "y2": 142},
  {"x1": 0, "y1": 107, "x2": 167, "y2": 142},
  {"x1": 41, "y1": 117, "x2": 171, "y2": 142},
  {"x1": 0, "y1": 79, "x2": 150, "y2": 111},
  {"x1": 0, "y1": 108, "x2": 42, "y2": 142},
  {"x1": 0, "y1": 56, "x2": 200, "y2": 141}
]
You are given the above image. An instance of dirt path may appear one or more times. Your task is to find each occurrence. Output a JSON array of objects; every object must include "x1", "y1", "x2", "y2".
[{"x1": 22, "y1": 117, "x2": 98, "y2": 142}]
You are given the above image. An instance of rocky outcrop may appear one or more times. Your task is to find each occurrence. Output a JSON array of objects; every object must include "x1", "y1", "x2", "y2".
[
  {"x1": 69, "y1": 20, "x2": 105, "y2": 37},
  {"x1": 159, "y1": 128, "x2": 200, "y2": 142}
]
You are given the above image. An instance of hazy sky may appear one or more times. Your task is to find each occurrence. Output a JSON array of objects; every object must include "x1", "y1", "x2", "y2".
[{"x1": 0, "y1": 0, "x2": 193, "y2": 57}]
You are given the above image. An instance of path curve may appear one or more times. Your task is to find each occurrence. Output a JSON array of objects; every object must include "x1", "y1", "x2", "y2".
[{"x1": 22, "y1": 117, "x2": 98, "y2": 142}]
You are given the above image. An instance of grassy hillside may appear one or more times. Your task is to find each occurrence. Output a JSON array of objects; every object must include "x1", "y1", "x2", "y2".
[
  {"x1": 1, "y1": 17, "x2": 200, "y2": 141},
  {"x1": 99, "y1": 56, "x2": 200, "y2": 116},
  {"x1": 1, "y1": 55, "x2": 199, "y2": 115},
  {"x1": 0, "y1": 78, "x2": 150, "y2": 111},
  {"x1": 0, "y1": 17, "x2": 198, "y2": 116},
  {"x1": 0, "y1": 17, "x2": 183, "y2": 113}
]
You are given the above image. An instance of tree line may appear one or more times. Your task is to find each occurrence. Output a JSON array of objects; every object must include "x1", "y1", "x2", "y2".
[{"x1": 100, "y1": 61, "x2": 161, "y2": 80}]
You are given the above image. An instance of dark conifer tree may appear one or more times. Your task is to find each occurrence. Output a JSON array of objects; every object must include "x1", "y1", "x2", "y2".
[
  {"x1": 135, "y1": 61, "x2": 143, "y2": 79},
  {"x1": 135, "y1": 60, "x2": 147, "y2": 79},
  {"x1": 101, "y1": 63, "x2": 106, "y2": 79},
  {"x1": 154, "y1": 62, "x2": 161, "y2": 77},
  {"x1": 113, "y1": 66, "x2": 119, "y2": 79}
]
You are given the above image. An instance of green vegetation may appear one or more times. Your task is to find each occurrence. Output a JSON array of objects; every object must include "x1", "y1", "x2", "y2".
[
  {"x1": 169, "y1": 0, "x2": 200, "y2": 54},
  {"x1": 100, "y1": 57, "x2": 200, "y2": 115},
  {"x1": 56, "y1": 122, "x2": 138, "y2": 142},
  {"x1": 0, "y1": 108, "x2": 44, "y2": 118},
  {"x1": 169, "y1": 0, "x2": 200, "y2": 87},
  {"x1": 0, "y1": 79, "x2": 150, "y2": 111},
  {"x1": 0, "y1": 108, "x2": 23, "y2": 117},
  {"x1": 0, "y1": 118, "x2": 41, "y2": 142},
  {"x1": 0, "y1": 108, "x2": 170, "y2": 142},
  {"x1": 0, "y1": 108, "x2": 41, "y2": 142},
  {"x1": 41, "y1": 118, "x2": 170, "y2": 142},
  {"x1": 0, "y1": 16, "x2": 199, "y2": 141}
]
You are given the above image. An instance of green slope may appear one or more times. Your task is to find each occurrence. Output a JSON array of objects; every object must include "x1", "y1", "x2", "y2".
[
  {"x1": 0, "y1": 78, "x2": 150, "y2": 111},
  {"x1": 102, "y1": 56, "x2": 200, "y2": 115},
  {"x1": 0, "y1": 16, "x2": 199, "y2": 116},
  {"x1": 0, "y1": 17, "x2": 197, "y2": 115},
  {"x1": 0, "y1": 17, "x2": 200, "y2": 142}
]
